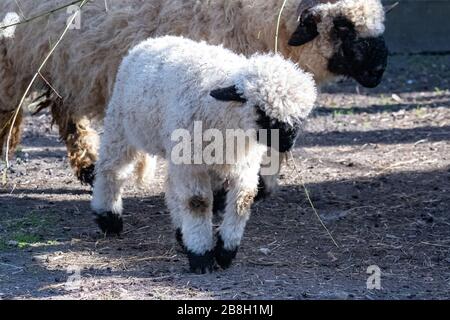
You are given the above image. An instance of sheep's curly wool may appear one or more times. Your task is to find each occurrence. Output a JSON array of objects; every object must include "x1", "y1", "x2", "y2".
[
  {"x1": 91, "y1": 36, "x2": 317, "y2": 272},
  {"x1": 0, "y1": 0, "x2": 386, "y2": 182}
]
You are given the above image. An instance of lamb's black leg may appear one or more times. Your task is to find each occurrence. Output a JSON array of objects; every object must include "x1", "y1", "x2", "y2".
[
  {"x1": 187, "y1": 249, "x2": 215, "y2": 274},
  {"x1": 94, "y1": 212, "x2": 123, "y2": 235},
  {"x1": 213, "y1": 174, "x2": 270, "y2": 217},
  {"x1": 214, "y1": 235, "x2": 238, "y2": 269},
  {"x1": 212, "y1": 188, "x2": 228, "y2": 215},
  {"x1": 175, "y1": 228, "x2": 187, "y2": 252},
  {"x1": 254, "y1": 174, "x2": 271, "y2": 202}
]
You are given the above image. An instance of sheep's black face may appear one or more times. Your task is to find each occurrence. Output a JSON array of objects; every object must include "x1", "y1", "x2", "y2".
[
  {"x1": 328, "y1": 17, "x2": 388, "y2": 88},
  {"x1": 209, "y1": 86, "x2": 300, "y2": 152},
  {"x1": 255, "y1": 107, "x2": 300, "y2": 153}
]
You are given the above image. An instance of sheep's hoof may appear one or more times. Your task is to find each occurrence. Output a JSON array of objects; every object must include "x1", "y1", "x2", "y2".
[
  {"x1": 254, "y1": 175, "x2": 270, "y2": 202},
  {"x1": 212, "y1": 188, "x2": 227, "y2": 215},
  {"x1": 95, "y1": 212, "x2": 123, "y2": 235},
  {"x1": 175, "y1": 228, "x2": 187, "y2": 252},
  {"x1": 187, "y1": 250, "x2": 215, "y2": 274},
  {"x1": 78, "y1": 164, "x2": 96, "y2": 187},
  {"x1": 214, "y1": 235, "x2": 238, "y2": 269}
]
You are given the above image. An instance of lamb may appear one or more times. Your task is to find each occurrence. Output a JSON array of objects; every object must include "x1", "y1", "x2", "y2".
[
  {"x1": 91, "y1": 36, "x2": 317, "y2": 273},
  {"x1": 0, "y1": 0, "x2": 389, "y2": 191}
]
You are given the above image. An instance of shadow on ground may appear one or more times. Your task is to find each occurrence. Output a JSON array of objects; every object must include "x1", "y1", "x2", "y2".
[{"x1": 1, "y1": 166, "x2": 449, "y2": 299}]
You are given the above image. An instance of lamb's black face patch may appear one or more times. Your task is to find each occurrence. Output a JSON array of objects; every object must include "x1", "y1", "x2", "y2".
[
  {"x1": 255, "y1": 107, "x2": 299, "y2": 153},
  {"x1": 328, "y1": 17, "x2": 388, "y2": 88}
]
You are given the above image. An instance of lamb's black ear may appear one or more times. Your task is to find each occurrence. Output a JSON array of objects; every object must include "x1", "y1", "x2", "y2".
[
  {"x1": 288, "y1": 11, "x2": 319, "y2": 46},
  {"x1": 210, "y1": 85, "x2": 247, "y2": 103}
]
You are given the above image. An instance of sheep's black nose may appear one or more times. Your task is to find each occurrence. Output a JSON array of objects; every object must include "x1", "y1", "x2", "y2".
[
  {"x1": 256, "y1": 127, "x2": 299, "y2": 152},
  {"x1": 255, "y1": 107, "x2": 300, "y2": 151},
  {"x1": 357, "y1": 73, "x2": 383, "y2": 88}
]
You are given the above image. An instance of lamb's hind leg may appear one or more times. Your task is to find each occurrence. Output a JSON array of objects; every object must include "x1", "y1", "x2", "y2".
[{"x1": 91, "y1": 129, "x2": 138, "y2": 235}]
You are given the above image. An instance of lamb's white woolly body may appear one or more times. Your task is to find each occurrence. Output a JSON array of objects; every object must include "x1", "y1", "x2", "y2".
[
  {"x1": 91, "y1": 36, "x2": 317, "y2": 272},
  {"x1": 0, "y1": 0, "x2": 386, "y2": 189}
]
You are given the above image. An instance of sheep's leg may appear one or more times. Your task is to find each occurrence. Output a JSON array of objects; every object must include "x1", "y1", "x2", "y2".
[
  {"x1": 215, "y1": 167, "x2": 260, "y2": 269},
  {"x1": 91, "y1": 131, "x2": 137, "y2": 235},
  {"x1": 255, "y1": 151, "x2": 284, "y2": 201},
  {"x1": 65, "y1": 118, "x2": 99, "y2": 186},
  {"x1": 212, "y1": 171, "x2": 274, "y2": 215},
  {"x1": 256, "y1": 173, "x2": 278, "y2": 201},
  {"x1": 165, "y1": 175, "x2": 185, "y2": 251},
  {"x1": 0, "y1": 39, "x2": 23, "y2": 159},
  {"x1": 165, "y1": 167, "x2": 215, "y2": 274},
  {"x1": 52, "y1": 107, "x2": 154, "y2": 188},
  {"x1": 51, "y1": 103, "x2": 99, "y2": 187},
  {"x1": 211, "y1": 172, "x2": 227, "y2": 215},
  {"x1": 134, "y1": 153, "x2": 157, "y2": 188},
  {"x1": 212, "y1": 152, "x2": 283, "y2": 215},
  {"x1": 0, "y1": 109, "x2": 22, "y2": 158}
]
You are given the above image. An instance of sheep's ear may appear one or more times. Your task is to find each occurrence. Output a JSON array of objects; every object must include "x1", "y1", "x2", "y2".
[
  {"x1": 288, "y1": 11, "x2": 319, "y2": 46},
  {"x1": 210, "y1": 85, "x2": 247, "y2": 103}
]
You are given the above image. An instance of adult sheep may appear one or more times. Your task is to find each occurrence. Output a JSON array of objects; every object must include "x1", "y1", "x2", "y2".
[
  {"x1": 92, "y1": 36, "x2": 317, "y2": 273},
  {"x1": 0, "y1": 0, "x2": 389, "y2": 189}
]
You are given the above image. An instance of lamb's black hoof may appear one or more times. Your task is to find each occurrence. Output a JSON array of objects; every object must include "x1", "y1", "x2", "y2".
[
  {"x1": 187, "y1": 250, "x2": 215, "y2": 274},
  {"x1": 254, "y1": 174, "x2": 271, "y2": 202},
  {"x1": 214, "y1": 235, "x2": 238, "y2": 269},
  {"x1": 175, "y1": 228, "x2": 187, "y2": 252},
  {"x1": 212, "y1": 188, "x2": 227, "y2": 215},
  {"x1": 79, "y1": 164, "x2": 96, "y2": 187},
  {"x1": 95, "y1": 212, "x2": 123, "y2": 235}
]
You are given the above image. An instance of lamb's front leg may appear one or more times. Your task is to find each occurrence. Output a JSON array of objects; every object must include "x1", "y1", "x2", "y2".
[
  {"x1": 212, "y1": 152, "x2": 282, "y2": 214},
  {"x1": 215, "y1": 167, "x2": 259, "y2": 269},
  {"x1": 165, "y1": 168, "x2": 215, "y2": 274}
]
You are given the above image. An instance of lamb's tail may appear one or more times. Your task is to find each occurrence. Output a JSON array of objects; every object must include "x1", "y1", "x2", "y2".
[
  {"x1": 0, "y1": 12, "x2": 20, "y2": 39},
  {"x1": 134, "y1": 153, "x2": 158, "y2": 188}
]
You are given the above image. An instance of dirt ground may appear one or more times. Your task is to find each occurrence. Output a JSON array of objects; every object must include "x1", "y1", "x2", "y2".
[{"x1": 0, "y1": 55, "x2": 449, "y2": 300}]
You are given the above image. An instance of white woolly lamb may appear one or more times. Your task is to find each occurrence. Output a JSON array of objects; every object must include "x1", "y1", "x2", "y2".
[{"x1": 91, "y1": 36, "x2": 317, "y2": 273}]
